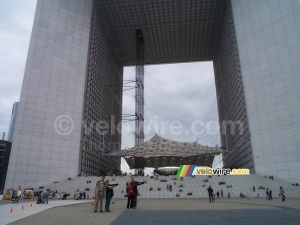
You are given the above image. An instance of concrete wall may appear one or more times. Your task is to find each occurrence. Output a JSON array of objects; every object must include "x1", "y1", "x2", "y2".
[
  {"x1": 232, "y1": 0, "x2": 300, "y2": 182},
  {"x1": 7, "y1": 102, "x2": 19, "y2": 143},
  {"x1": 5, "y1": 0, "x2": 93, "y2": 189}
]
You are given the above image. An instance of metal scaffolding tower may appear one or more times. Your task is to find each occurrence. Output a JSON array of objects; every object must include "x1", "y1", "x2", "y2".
[
  {"x1": 135, "y1": 29, "x2": 145, "y2": 175},
  {"x1": 135, "y1": 29, "x2": 145, "y2": 147}
]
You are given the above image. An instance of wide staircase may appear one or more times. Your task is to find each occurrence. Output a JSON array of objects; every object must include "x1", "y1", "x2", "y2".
[{"x1": 36, "y1": 174, "x2": 300, "y2": 199}]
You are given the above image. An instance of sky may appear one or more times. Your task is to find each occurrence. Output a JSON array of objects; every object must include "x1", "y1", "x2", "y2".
[
  {"x1": 0, "y1": 0, "x2": 222, "y2": 174},
  {"x1": 121, "y1": 64, "x2": 222, "y2": 173},
  {"x1": 0, "y1": 0, "x2": 37, "y2": 134}
]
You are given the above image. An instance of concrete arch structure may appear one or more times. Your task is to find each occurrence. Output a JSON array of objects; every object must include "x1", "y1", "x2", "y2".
[{"x1": 5, "y1": 0, "x2": 300, "y2": 190}]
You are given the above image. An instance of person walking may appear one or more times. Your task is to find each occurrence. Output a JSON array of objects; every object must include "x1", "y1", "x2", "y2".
[
  {"x1": 207, "y1": 186, "x2": 214, "y2": 203},
  {"x1": 105, "y1": 180, "x2": 118, "y2": 212},
  {"x1": 130, "y1": 176, "x2": 146, "y2": 209},
  {"x1": 221, "y1": 189, "x2": 223, "y2": 198},
  {"x1": 94, "y1": 176, "x2": 107, "y2": 213}
]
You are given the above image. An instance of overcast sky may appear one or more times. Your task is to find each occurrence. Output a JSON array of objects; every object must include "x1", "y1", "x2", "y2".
[
  {"x1": 0, "y1": 0, "x2": 37, "y2": 135},
  {"x1": 122, "y1": 64, "x2": 220, "y2": 146},
  {"x1": 0, "y1": 0, "x2": 222, "y2": 174},
  {"x1": 121, "y1": 64, "x2": 222, "y2": 172}
]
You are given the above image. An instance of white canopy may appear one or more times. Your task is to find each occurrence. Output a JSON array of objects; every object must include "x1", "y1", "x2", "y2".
[{"x1": 109, "y1": 134, "x2": 223, "y2": 169}]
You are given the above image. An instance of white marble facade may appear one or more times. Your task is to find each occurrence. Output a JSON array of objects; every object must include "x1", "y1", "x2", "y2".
[
  {"x1": 5, "y1": 0, "x2": 93, "y2": 189},
  {"x1": 232, "y1": 0, "x2": 300, "y2": 182}
]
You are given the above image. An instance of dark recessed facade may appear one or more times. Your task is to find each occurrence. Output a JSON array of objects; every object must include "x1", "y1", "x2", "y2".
[{"x1": 0, "y1": 140, "x2": 12, "y2": 194}]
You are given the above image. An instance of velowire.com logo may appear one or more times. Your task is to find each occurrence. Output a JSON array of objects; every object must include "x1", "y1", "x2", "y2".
[{"x1": 176, "y1": 165, "x2": 250, "y2": 177}]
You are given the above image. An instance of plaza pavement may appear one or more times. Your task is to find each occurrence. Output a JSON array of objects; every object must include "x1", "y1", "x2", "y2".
[
  {"x1": 1, "y1": 198, "x2": 300, "y2": 225},
  {"x1": 0, "y1": 199, "x2": 91, "y2": 225}
]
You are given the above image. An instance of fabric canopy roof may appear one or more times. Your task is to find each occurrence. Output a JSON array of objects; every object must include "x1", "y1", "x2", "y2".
[{"x1": 109, "y1": 134, "x2": 223, "y2": 169}]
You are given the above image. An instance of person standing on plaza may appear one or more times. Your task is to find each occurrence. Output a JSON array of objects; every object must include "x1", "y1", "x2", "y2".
[
  {"x1": 105, "y1": 180, "x2": 118, "y2": 212},
  {"x1": 216, "y1": 190, "x2": 220, "y2": 199},
  {"x1": 94, "y1": 176, "x2": 107, "y2": 213},
  {"x1": 266, "y1": 188, "x2": 269, "y2": 200},
  {"x1": 13, "y1": 186, "x2": 22, "y2": 203},
  {"x1": 126, "y1": 181, "x2": 135, "y2": 209},
  {"x1": 207, "y1": 186, "x2": 214, "y2": 203},
  {"x1": 42, "y1": 189, "x2": 50, "y2": 204},
  {"x1": 130, "y1": 176, "x2": 146, "y2": 209},
  {"x1": 269, "y1": 189, "x2": 273, "y2": 200}
]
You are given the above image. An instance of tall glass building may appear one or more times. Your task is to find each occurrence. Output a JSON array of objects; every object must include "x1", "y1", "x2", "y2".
[
  {"x1": 7, "y1": 102, "x2": 19, "y2": 143},
  {"x1": 0, "y1": 140, "x2": 12, "y2": 194},
  {"x1": 5, "y1": 0, "x2": 300, "y2": 189}
]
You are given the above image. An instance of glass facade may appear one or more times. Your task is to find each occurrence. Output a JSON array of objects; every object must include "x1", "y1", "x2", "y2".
[
  {"x1": 0, "y1": 141, "x2": 12, "y2": 194},
  {"x1": 80, "y1": 1, "x2": 122, "y2": 176},
  {"x1": 7, "y1": 102, "x2": 19, "y2": 143}
]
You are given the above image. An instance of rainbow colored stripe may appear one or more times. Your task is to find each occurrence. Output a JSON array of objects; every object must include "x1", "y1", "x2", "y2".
[{"x1": 176, "y1": 165, "x2": 196, "y2": 177}]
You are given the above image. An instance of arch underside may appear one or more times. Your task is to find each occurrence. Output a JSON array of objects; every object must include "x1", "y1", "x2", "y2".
[{"x1": 81, "y1": 0, "x2": 253, "y2": 175}]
